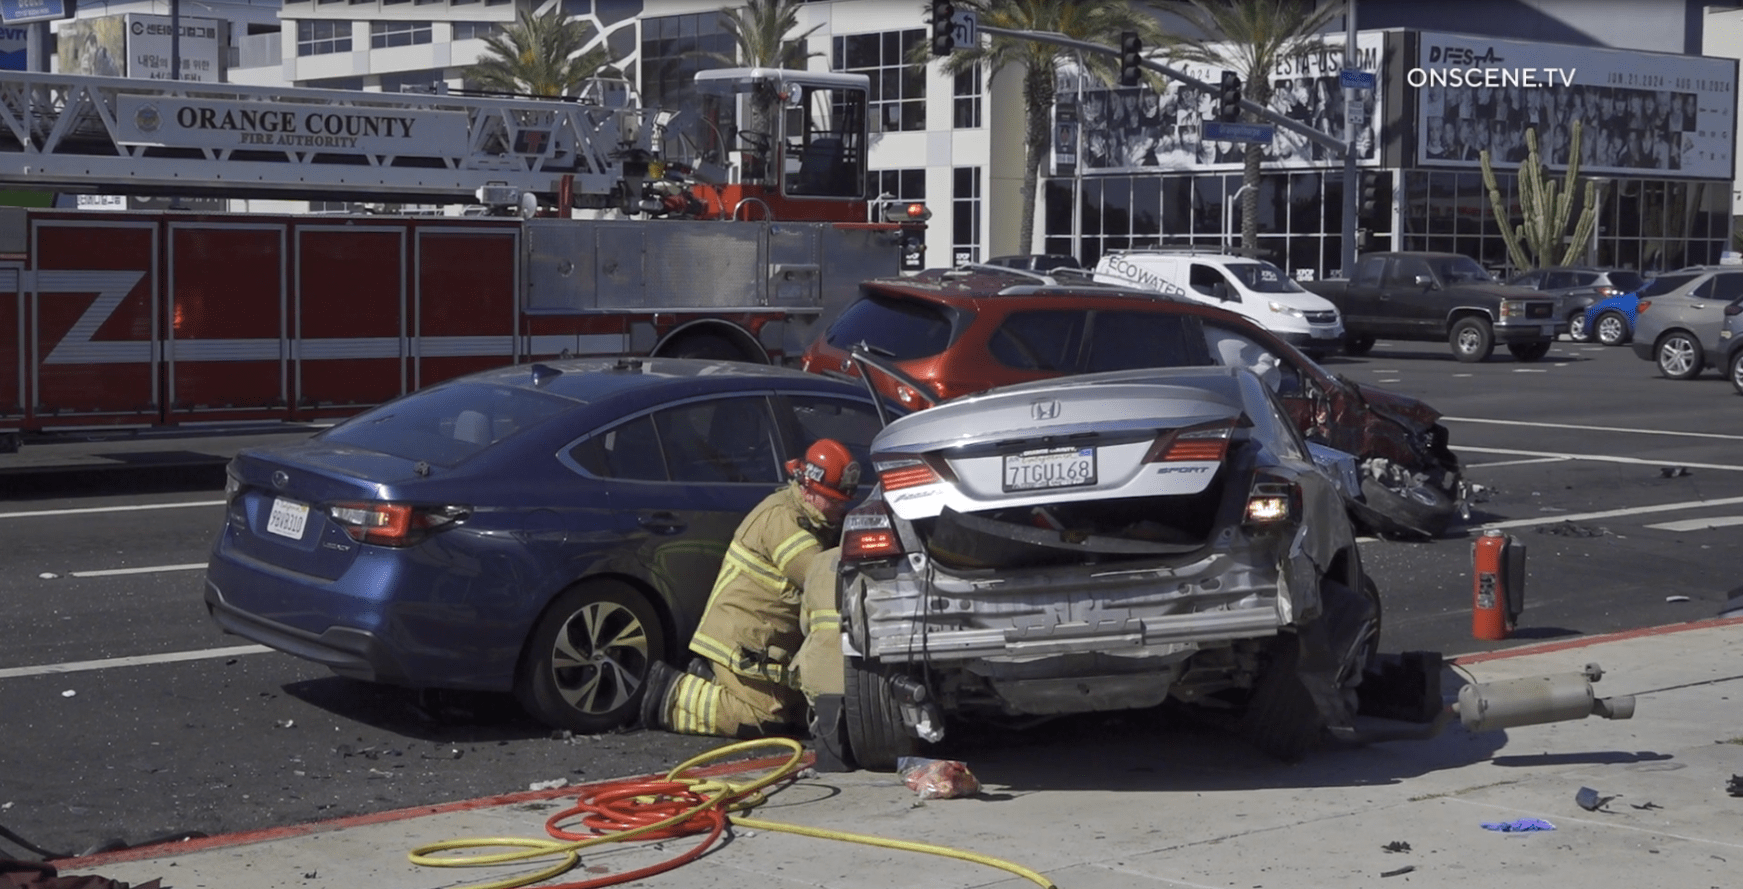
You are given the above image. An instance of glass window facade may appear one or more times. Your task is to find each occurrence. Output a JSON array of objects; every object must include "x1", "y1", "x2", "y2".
[
  {"x1": 297, "y1": 20, "x2": 352, "y2": 56},
  {"x1": 370, "y1": 21, "x2": 432, "y2": 49},
  {"x1": 639, "y1": 12, "x2": 732, "y2": 111},
  {"x1": 833, "y1": 30, "x2": 925, "y2": 133},
  {"x1": 952, "y1": 166, "x2": 981, "y2": 265}
]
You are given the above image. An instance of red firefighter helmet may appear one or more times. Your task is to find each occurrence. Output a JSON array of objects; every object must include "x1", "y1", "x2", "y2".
[{"x1": 786, "y1": 439, "x2": 861, "y2": 502}]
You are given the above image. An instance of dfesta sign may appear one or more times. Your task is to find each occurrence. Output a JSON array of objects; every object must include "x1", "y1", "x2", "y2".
[{"x1": 113, "y1": 95, "x2": 470, "y2": 153}]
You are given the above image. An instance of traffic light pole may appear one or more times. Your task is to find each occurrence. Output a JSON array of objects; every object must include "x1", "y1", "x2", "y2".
[
  {"x1": 976, "y1": 25, "x2": 1353, "y2": 158},
  {"x1": 1340, "y1": 5, "x2": 1359, "y2": 277}
]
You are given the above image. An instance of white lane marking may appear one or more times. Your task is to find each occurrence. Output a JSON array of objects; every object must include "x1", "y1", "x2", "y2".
[
  {"x1": 1468, "y1": 456, "x2": 1570, "y2": 468},
  {"x1": 1445, "y1": 417, "x2": 1743, "y2": 442},
  {"x1": 0, "y1": 644, "x2": 273, "y2": 680},
  {"x1": 1512, "y1": 368, "x2": 1549, "y2": 373},
  {"x1": 1645, "y1": 516, "x2": 1743, "y2": 532},
  {"x1": 1458, "y1": 445, "x2": 1743, "y2": 473},
  {"x1": 1477, "y1": 495, "x2": 1743, "y2": 531},
  {"x1": 0, "y1": 500, "x2": 225, "y2": 520},
  {"x1": 69, "y1": 563, "x2": 206, "y2": 578}
]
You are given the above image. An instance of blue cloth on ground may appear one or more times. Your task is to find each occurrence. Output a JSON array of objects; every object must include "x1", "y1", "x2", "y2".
[{"x1": 1481, "y1": 818, "x2": 1556, "y2": 832}]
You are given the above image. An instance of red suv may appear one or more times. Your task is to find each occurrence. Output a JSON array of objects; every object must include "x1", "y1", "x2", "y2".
[{"x1": 802, "y1": 266, "x2": 1467, "y2": 537}]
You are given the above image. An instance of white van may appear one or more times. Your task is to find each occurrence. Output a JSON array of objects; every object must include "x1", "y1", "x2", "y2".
[{"x1": 1092, "y1": 249, "x2": 1345, "y2": 355}]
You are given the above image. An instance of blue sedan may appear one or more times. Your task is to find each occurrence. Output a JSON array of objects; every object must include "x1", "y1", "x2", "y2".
[{"x1": 204, "y1": 358, "x2": 889, "y2": 733}]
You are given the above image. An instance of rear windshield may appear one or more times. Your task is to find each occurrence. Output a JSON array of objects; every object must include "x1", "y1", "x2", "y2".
[
  {"x1": 1434, "y1": 255, "x2": 1493, "y2": 284},
  {"x1": 1606, "y1": 271, "x2": 1646, "y2": 292},
  {"x1": 320, "y1": 382, "x2": 575, "y2": 467},
  {"x1": 1640, "y1": 273, "x2": 1698, "y2": 297},
  {"x1": 1225, "y1": 261, "x2": 1305, "y2": 294},
  {"x1": 988, "y1": 309, "x2": 1209, "y2": 373},
  {"x1": 824, "y1": 293, "x2": 960, "y2": 360}
]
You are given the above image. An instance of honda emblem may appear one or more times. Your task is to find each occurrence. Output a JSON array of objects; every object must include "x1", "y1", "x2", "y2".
[{"x1": 1031, "y1": 400, "x2": 1061, "y2": 421}]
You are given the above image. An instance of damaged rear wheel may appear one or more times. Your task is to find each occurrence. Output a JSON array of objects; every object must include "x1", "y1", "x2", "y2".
[
  {"x1": 843, "y1": 656, "x2": 916, "y2": 771},
  {"x1": 1238, "y1": 636, "x2": 1321, "y2": 762}
]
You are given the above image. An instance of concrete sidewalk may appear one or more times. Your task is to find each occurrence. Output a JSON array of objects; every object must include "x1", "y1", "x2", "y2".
[{"x1": 59, "y1": 618, "x2": 1743, "y2": 889}]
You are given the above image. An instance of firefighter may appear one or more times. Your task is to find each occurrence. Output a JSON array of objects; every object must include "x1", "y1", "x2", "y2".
[{"x1": 640, "y1": 439, "x2": 860, "y2": 739}]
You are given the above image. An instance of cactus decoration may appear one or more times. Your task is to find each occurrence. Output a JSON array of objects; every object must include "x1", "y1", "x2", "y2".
[{"x1": 1480, "y1": 120, "x2": 1603, "y2": 270}]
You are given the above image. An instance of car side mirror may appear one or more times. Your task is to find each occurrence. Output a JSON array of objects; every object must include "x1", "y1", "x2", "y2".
[{"x1": 1413, "y1": 274, "x2": 1436, "y2": 289}]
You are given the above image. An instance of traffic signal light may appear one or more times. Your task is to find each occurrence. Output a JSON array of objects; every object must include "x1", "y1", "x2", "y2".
[
  {"x1": 1217, "y1": 71, "x2": 1242, "y2": 123},
  {"x1": 931, "y1": 1, "x2": 955, "y2": 56},
  {"x1": 1359, "y1": 173, "x2": 1380, "y2": 216},
  {"x1": 1119, "y1": 32, "x2": 1142, "y2": 87}
]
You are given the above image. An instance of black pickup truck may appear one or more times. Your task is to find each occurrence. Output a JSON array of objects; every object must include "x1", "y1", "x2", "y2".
[{"x1": 1305, "y1": 252, "x2": 1563, "y2": 362}]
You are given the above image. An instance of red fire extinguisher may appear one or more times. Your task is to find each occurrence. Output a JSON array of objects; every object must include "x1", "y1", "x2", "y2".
[{"x1": 1472, "y1": 529, "x2": 1527, "y2": 640}]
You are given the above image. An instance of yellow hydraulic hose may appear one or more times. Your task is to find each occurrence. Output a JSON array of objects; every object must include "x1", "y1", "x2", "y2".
[{"x1": 407, "y1": 736, "x2": 1056, "y2": 889}]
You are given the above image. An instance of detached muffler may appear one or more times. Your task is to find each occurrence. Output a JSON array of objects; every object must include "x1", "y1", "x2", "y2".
[
  {"x1": 1333, "y1": 654, "x2": 1635, "y2": 743},
  {"x1": 1455, "y1": 662, "x2": 1635, "y2": 732}
]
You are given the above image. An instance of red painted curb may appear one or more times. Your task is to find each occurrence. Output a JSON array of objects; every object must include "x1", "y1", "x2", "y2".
[{"x1": 1450, "y1": 615, "x2": 1743, "y2": 665}]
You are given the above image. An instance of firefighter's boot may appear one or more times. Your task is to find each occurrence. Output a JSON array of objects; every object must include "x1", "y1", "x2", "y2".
[{"x1": 640, "y1": 660, "x2": 682, "y2": 731}]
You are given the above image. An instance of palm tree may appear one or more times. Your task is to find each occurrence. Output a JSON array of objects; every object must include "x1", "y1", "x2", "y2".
[
  {"x1": 928, "y1": 1, "x2": 1167, "y2": 255},
  {"x1": 467, "y1": 6, "x2": 618, "y2": 98},
  {"x1": 702, "y1": 0, "x2": 825, "y2": 139},
  {"x1": 1155, "y1": 0, "x2": 1345, "y2": 252}
]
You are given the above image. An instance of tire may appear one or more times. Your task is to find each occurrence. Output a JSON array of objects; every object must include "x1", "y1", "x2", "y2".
[
  {"x1": 1334, "y1": 576, "x2": 1384, "y2": 691},
  {"x1": 1567, "y1": 311, "x2": 1590, "y2": 342},
  {"x1": 1238, "y1": 635, "x2": 1322, "y2": 762},
  {"x1": 1655, "y1": 331, "x2": 1703, "y2": 380},
  {"x1": 516, "y1": 580, "x2": 666, "y2": 734},
  {"x1": 1342, "y1": 334, "x2": 1376, "y2": 357},
  {"x1": 1358, "y1": 476, "x2": 1455, "y2": 538},
  {"x1": 1507, "y1": 340, "x2": 1552, "y2": 362},
  {"x1": 843, "y1": 656, "x2": 917, "y2": 771},
  {"x1": 665, "y1": 332, "x2": 750, "y2": 362},
  {"x1": 1730, "y1": 349, "x2": 1743, "y2": 397},
  {"x1": 1595, "y1": 311, "x2": 1630, "y2": 346},
  {"x1": 1448, "y1": 317, "x2": 1494, "y2": 363}
]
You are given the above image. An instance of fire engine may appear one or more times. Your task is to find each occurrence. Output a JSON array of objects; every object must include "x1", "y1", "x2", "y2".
[{"x1": 0, "y1": 68, "x2": 927, "y2": 450}]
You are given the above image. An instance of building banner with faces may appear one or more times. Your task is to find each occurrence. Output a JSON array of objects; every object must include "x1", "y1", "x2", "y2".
[
  {"x1": 1056, "y1": 31, "x2": 1384, "y2": 175},
  {"x1": 1413, "y1": 31, "x2": 1737, "y2": 180}
]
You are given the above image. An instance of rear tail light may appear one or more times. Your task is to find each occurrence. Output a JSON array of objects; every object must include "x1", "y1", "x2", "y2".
[
  {"x1": 224, "y1": 472, "x2": 241, "y2": 505},
  {"x1": 874, "y1": 455, "x2": 942, "y2": 491},
  {"x1": 1142, "y1": 419, "x2": 1235, "y2": 463},
  {"x1": 1596, "y1": 286, "x2": 1618, "y2": 298},
  {"x1": 1724, "y1": 303, "x2": 1741, "y2": 317},
  {"x1": 1635, "y1": 299, "x2": 1651, "y2": 315},
  {"x1": 328, "y1": 502, "x2": 470, "y2": 547},
  {"x1": 1244, "y1": 476, "x2": 1301, "y2": 528},
  {"x1": 842, "y1": 502, "x2": 903, "y2": 561}
]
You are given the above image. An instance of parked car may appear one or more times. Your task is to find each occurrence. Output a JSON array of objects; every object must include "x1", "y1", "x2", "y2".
[
  {"x1": 836, "y1": 365, "x2": 1382, "y2": 767},
  {"x1": 203, "y1": 358, "x2": 893, "y2": 733},
  {"x1": 1583, "y1": 289, "x2": 1646, "y2": 346},
  {"x1": 1628, "y1": 266, "x2": 1743, "y2": 379},
  {"x1": 1090, "y1": 248, "x2": 1345, "y2": 356},
  {"x1": 1506, "y1": 266, "x2": 1646, "y2": 342},
  {"x1": 1720, "y1": 301, "x2": 1743, "y2": 395},
  {"x1": 983, "y1": 253, "x2": 1083, "y2": 272},
  {"x1": 1303, "y1": 252, "x2": 1560, "y2": 362},
  {"x1": 801, "y1": 265, "x2": 1466, "y2": 538}
]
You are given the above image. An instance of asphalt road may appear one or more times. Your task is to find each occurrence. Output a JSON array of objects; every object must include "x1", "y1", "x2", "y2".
[{"x1": 1, "y1": 338, "x2": 1737, "y2": 861}]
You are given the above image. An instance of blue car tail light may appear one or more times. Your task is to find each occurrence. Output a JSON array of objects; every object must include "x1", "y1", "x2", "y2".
[{"x1": 328, "y1": 502, "x2": 471, "y2": 547}]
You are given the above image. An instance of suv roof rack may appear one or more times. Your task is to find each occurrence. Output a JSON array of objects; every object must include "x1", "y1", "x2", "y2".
[{"x1": 947, "y1": 262, "x2": 1159, "y2": 297}]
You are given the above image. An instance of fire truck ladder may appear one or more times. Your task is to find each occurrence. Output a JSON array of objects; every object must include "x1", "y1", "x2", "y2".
[{"x1": 0, "y1": 72, "x2": 672, "y2": 205}]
